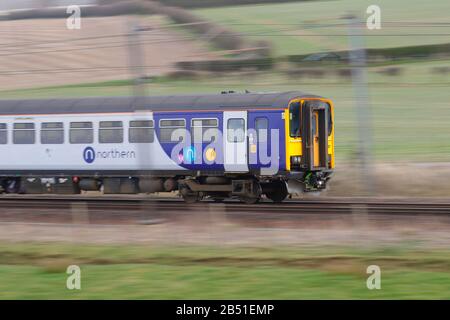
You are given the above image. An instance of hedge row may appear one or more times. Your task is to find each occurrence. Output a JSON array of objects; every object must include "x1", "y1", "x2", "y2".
[
  {"x1": 149, "y1": 0, "x2": 316, "y2": 9},
  {"x1": 176, "y1": 57, "x2": 274, "y2": 72},
  {"x1": 99, "y1": 0, "x2": 315, "y2": 8},
  {"x1": 159, "y1": 6, "x2": 245, "y2": 51},
  {"x1": 287, "y1": 43, "x2": 450, "y2": 65},
  {"x1": 94, "y1": 1, "x2": 272, "y2": 54},
  {"x1": 286, "y1": 67, "x2": 405, "y2": 78},
  {"x1": 158, "y1": 5, "x2": 272, "y2": 55}
]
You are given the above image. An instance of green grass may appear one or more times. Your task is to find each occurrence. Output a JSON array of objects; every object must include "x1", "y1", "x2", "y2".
[
  {"x1": 0, "y1": 242, "x2": 449, "y2": 299},
  {"x1": 194, "y1": 0, "x2": 450, "y2": 56}
]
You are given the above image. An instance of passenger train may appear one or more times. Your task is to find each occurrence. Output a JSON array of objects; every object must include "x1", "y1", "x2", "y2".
[{"x1": 0, "y1": 91, "x2": 335, "y2": 203}]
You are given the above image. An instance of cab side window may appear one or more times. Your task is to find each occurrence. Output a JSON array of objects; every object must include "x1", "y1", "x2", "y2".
[{"x1": 289, "y1": 102, "x2": 301, "y2": 138}]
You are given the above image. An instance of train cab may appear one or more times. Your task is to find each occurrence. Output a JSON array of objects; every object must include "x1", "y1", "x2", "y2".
[{"x1": 285, "y1": 98, "x2": 335, "y2": 190}]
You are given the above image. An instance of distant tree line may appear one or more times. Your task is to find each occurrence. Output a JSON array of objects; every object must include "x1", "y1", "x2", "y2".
[
  {"x1": 98, "y1": 0, "x2": 317, "y2": 9},
  {"x1": 288, "y1": 43, "x2": 450, "y2": 65}
]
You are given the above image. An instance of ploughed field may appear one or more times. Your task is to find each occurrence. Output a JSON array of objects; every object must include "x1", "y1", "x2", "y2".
[{"x1": 0, "y1": 15, "x2": 211, "y2": 90}]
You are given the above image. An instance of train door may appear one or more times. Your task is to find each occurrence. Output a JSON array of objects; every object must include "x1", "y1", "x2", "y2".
[
  {"x1": 312, "y1": 111, "x2": 320, "y2": 167},
  {"x1": 223, "y1": 111, "x2": 248, "y2": 172},
  {"x1": 302, "y1": 101, "x2": 328, "y2": 170}
]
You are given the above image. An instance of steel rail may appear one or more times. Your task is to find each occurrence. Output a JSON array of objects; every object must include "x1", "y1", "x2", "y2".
[{"x1": 1, "y1": 195, "x2": 450, "y2": 215}]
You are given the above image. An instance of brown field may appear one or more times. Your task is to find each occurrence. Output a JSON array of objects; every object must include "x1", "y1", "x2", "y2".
[{"x1": 0, "y1": 15, "x2": 211, "y2": 90}]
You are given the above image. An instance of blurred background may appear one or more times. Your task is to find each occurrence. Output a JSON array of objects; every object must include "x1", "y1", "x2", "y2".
[
  {"x1": 0, "y1": 0, "x2": 450, "y2": 299},
  {"x1": 2, "y1": 0, "x2": 450, "y2": 196}
]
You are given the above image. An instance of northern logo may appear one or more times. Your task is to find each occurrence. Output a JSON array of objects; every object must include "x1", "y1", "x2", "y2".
[{"x1": 83, "y1": 146, "x2": 95, "y2": 164}]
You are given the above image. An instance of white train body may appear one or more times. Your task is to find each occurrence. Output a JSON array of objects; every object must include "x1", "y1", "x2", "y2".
[{"x1": 0, "y1": 112, "x2": 183, "y2": 172}]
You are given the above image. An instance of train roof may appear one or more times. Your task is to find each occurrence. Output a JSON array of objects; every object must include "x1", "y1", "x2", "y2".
[{"x1": 0, "y1": 91, "x2": 322, "y2": 115}]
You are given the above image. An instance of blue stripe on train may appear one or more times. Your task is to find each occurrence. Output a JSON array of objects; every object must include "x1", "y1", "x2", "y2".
[{"x1": 153, "y1": 110, "x2": 285, "y2": 173}]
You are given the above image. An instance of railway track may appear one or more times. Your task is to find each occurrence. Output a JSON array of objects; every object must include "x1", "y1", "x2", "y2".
[
  {"x1": 0, "y1": 195, "x2": 450, "y2": 227},
  {"x1": 1, "y1": 194, "x2": 450, "y2": 213}
]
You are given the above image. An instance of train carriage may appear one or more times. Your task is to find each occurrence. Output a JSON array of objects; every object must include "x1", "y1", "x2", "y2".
[{"x1": 0, "y1": 91, "x2": 335, "y2": 203}]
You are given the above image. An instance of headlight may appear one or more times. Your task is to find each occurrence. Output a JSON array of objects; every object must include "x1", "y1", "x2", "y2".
[{"x1": 291, "y1": 156, "x2": 302, "y2": 165}]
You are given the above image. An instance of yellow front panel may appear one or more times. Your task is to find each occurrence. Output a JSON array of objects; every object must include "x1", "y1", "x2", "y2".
[
  {"x1": 312, "y1": 110, "x2": 320, "y2": 167},
  {"x1": 285, "y1": 98, "x2": 335, "y2": 171},
  {"x1": 327, "y1": 99, "x2": 335, "y2": 169}
]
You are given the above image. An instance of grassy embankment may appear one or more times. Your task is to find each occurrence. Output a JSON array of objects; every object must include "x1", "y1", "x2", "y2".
[{"x1": 0, "y1": 242, "x2": 449, "y2": 299}]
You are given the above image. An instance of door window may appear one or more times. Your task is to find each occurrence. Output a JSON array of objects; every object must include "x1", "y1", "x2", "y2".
[
  {"x1": 312, "y1": 114, "x2": 317, "y2": 137},
  {"x1": 227, "y1": 118, "x2": 245, "y2": 143}
]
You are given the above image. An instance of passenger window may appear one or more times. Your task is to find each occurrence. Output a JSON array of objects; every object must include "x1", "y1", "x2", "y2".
[
  {"x1": 0, "y1": 123, "x2": 6, "y2": 144},
  {"x1": 70, "y1": 122, "x2": 93, "y2": 144},
  {"x1": 129, "y1": 120, "x2": 154, "y2": 143},
  {"x1": 13, "y1": 123, "x2": 35, "y2": 144},
  {"x1": 227, "y1": 118, "x2": 245, "y2": 143},
  {"x1": 99, "y1": 121, "x2": 123, "y2": 144},
  {"x1": 191, "y1": 118, "x2": 219, "y2": 143},
  {"x1": 289, "y1": 102, "x2": 301, "y2": 138},
  {"x1": 255, "y1": 117, "x2": 268, "y2": 143},
  {"x1": 41, "y1": 122, "x2": 64, "y2": 144},
  {"x1": 159, "y1": 119, "x2": 186, "y2": 143}
]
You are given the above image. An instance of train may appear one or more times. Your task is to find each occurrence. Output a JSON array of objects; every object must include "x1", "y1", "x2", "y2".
[{"x1": 0, "y1": 91, "x2": 335, "y2": 203}]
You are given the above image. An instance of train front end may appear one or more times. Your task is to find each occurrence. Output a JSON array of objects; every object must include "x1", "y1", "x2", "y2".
[{"x1": 285, "y1": 98, "x2": 335, "y2": 191}]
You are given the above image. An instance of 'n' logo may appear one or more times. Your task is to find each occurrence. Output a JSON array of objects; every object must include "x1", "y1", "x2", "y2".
[{"x1": 83, "y1": 147, "x2": 95, "y2": 164}]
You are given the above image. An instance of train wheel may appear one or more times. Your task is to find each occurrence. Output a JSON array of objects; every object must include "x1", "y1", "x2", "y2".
[
  {"x1": 266, "y1": 181, "x2": 288, "y2": 203},
  {"x1": 179, "y1": 185, "x2": 200, "y2": 203},
  {"x1": 239, "y1": 180, "x2": 262, "y2": 204},
  {"x1": 182, "y1": 193, "x2": 200, "y2": 204},
  {"x1": 239, "y1": 196, "x2": 260, "y2": 204}
]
